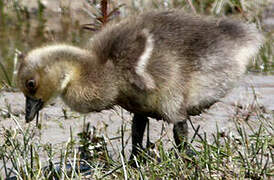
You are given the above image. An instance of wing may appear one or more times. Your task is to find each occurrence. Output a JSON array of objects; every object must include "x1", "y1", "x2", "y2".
[{"x1": 89, "y1": 19, "x2": 156, "y2": 91}]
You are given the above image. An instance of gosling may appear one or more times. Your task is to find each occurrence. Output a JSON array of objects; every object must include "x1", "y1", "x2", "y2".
[{"x1": 17, "y1": 10, "x2": 264, "y2": 159}]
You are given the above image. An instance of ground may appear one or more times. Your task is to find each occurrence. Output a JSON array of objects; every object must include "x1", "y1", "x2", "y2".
[
  {"x1": 0, "y1": 0, "x2": 273, "y2": 178},
  {"x1": 0, "y1": 74, "x2": 273, "y2": 159}
]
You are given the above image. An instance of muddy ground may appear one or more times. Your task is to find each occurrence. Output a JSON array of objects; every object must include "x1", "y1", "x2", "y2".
[{"x1": 0, "y1": 74, "x2": 273, "y2": 159}]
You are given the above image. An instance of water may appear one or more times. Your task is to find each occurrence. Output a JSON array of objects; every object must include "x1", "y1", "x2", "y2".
[
  {"x1": 0, "y1": 0, "x2": 273, "y2": 89},
  {"x1": 0, "y1": 0, "x2": 92, "y2": 88}
]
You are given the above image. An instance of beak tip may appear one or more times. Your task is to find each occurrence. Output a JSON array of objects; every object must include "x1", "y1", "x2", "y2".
[
  {"x1": 25, "y1": 96, "x2": 43, "y2": 123},
  {"x1": 25, "y1": 114, "x2": 34, "y2": 123},
  {"x1": 25, "y1": 117, "x2": 31, "y2": 123}
]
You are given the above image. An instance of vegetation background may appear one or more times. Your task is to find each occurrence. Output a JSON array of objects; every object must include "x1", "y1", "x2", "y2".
[{"x1": 0, "y1": 0, "x2": 273, "y2": 179}]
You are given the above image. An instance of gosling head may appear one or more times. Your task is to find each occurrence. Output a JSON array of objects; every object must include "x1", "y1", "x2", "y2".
[{"x1": 17, "y1": 45, "x2": 85, "y2": 122}]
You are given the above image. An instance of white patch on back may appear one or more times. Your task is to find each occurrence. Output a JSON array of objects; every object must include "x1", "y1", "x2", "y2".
[
  {"x1": 60, "y1": 72, "x2": 72, "y2": 91},
  {"x1": 135, "y1": 29, "x2": 155, "y2": 89}
]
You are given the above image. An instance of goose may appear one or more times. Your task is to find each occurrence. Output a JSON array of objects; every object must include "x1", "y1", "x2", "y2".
[{"x1": 17, "y1": 10, "x2": 264, "y2": 159}]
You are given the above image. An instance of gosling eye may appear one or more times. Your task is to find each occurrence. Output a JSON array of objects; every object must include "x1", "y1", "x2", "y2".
[{"x1": 25, "y1": 79, "x2": 37, "y2": 93}]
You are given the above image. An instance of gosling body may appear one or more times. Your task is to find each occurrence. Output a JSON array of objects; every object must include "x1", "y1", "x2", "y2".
[{"x1": 17, "y1": 10, "x2": 264, "y2": 158}]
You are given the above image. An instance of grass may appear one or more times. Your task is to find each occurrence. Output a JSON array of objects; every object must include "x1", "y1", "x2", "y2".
[{"x1": 0, "y1": 101, "x2": 273, "y2": 179}]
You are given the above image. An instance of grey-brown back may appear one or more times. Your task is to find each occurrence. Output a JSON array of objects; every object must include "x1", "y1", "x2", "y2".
[{"x1": 88, "y1": 10, "x2": 264, "y2": 118}]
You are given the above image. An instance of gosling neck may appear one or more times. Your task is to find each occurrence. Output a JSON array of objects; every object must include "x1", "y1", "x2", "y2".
[
  {"x1": 35, "y1": 44, "x2": 92, "y2": 94},
  {"x1": 50, "y1": 47, "x2": 120, "y2": 113}
]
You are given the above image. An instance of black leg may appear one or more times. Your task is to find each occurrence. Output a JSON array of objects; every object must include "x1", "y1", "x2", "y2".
[
  {"x1": 173, "y1": 119, "x2": 188, "y2": 151},
  {"x1": 173, "y1": 118, "x2": 196, "y2": 157},
  {"x1": 130, "y1": 113, "x2": 149, "y2": 160}
]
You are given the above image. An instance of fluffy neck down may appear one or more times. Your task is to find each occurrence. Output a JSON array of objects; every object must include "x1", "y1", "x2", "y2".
[{"x1": 29, "y1": 44, "x2": 120, "y2": 113}]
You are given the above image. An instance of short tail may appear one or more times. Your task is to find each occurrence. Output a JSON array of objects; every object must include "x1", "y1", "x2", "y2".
[{"x1": 235, "y1": 23, "x2": 265, "y2": 73}]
